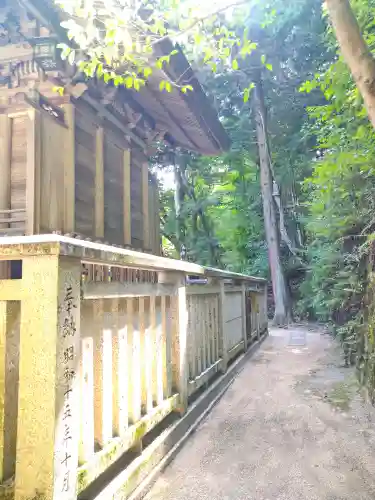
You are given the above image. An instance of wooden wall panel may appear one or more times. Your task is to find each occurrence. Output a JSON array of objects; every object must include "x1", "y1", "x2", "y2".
[
  {"x1": 148, "y1": 177, "x2": 161, "y2": 256},
  {"x1": 39, "y1": 114, "x2": 65, "y2": 232},
  {"x1": 75, "y1": 111, "x2": 96, "y2": 237},
  {"x1": 104, "y1": 135, "x2": 124, "y2": 245},
  {"x1": 131, "y1": 153, "x2": 143, "y2": 249},
  {"x1": 10, "y1": 116, "x2": 27, "y2": 215}
]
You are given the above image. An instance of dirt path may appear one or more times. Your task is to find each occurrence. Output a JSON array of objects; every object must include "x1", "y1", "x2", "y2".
[{"x1": 144, "y1": 326, "x2": 375, "y2": 500}]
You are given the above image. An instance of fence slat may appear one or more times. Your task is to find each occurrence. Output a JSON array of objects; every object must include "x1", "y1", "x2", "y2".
[
  {"x1": 79, "y1": 330, "x2": 94, "y2": 463},
  {"x1": 128, "y1": 298, "x2": 142, "y2": 424},
  {"x1": 140, "y1": 297, "x2": 153, "y2": 414},
  {"x1": 154, "y1": 298, "x2": 164, "y2": 406},
  {"x1": 117, "y1": 299, "x2": 129, "y2": 434},
  {"x1": 162, "y1": 296, "x2": 172, "y2": 399}
]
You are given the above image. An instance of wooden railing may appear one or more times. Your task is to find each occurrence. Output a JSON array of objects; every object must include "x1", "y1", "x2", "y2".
[
  {"x1": 0, "y1": 209, "x2": 27, "y2": 236},
  {"x1": 0, "y1": 235, "x2": 267, "y2": 500}
]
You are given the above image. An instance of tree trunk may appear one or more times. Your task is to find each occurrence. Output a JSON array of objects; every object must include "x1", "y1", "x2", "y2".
[
  {"x1": 326, "y1": 0, "x2": 375, "y2": 130},
  {"x1": 253, "y1": 75, "x2": 291, "y2": 326}
]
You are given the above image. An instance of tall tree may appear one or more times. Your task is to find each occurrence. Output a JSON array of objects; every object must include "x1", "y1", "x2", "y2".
[
  {"x1": 325, "y1": 0, "x2": 375, "y2": 129},
  {"x1": 253, "y1": 74, "x2": 291, "y2": 324}
]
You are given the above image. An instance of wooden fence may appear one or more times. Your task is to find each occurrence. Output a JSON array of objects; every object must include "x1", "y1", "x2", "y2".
[{"x1": 0, "y1": 235, "x2": 267, "y2": 500}]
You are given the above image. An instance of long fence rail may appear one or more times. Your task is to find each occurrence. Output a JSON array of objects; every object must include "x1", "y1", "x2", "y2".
[{"x1": 0, "y1": 235, "x2": 268, "y2": 500}]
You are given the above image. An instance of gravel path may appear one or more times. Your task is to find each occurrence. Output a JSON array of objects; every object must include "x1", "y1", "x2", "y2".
[{"x1": 144, "y1": 326, "x2": 375, "y2": 500}]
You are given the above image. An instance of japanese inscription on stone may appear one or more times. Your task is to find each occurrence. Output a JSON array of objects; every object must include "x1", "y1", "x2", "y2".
[{"x1": 54, "y1": 266, "x2": 80, "y2": 500}]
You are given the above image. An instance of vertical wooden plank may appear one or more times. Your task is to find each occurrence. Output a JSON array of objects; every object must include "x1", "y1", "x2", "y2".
[
  {"x1": 63, "y1": 103, "x2": 75, "y2": 233},
  {"x1": 213, "y1": 294, "x2": 219, "y2": 362},
  {"x1": 95, "y1": 127, "x2": 104, "y2": 238},
  {"x1": 0, "y1": 301, "x2": 6, "y2": 482},
  {"x1": 189, "y1": 296, "x2": 196, "y2": 380},
  {"x1": 111, "y1": 298, "x2": 124, "y2": 438},
  {"x1": 200, "y1": 297, "x2": 207, "y2": 371},
  {"x1": 241, "y1": 283, "x2": 248, "y2": 351},
  {"x1": 15, "y1": 256, "x2": 81, "y2": 500},
  {"x1": 140, "y1": 297, "x2": 153, "y2": 414},
  {"x1": 153, "y1": 297, "x2": 164, "y2": 406},
  {"x1": 93, "y1": 299, "x2": 113, "y2": 447},
  {"x1": 26, "y1": 108, "x2": 41, "y2": 235},
  {"x1": 194, "y1": 296, "x2": 202, "y2": 376},
  {"x1": 218, "y1": 281, "x2": 228, "y2": 373},
  {"x1": 79, "y1": 333, "x2": 94, "y2": 463},
  {"x1": 142, "y1": 162, "x2": 150, "y2": 251},
  {"x1": 128, "y1": 298, "x2": 141, "y2": 424},
  {"x1": 123, "y1": 150, "x2": 131, "y2": 245},
  {"x1": 80, "y1": 299, "x2": 95, "y2": 462},
  {"x1": 117, "y1": 299, "x2": 128, "y2": 434},
  {"x1": 161, "y1": 295, "x2": 171, "y2": 399},
  {"x1": 0, "y1": 115, "x2": 11, "y2": 229},
  {"x1": 205, "y1": 296, "x2": 212, "y2": 367},
  {"x1": 102, "y1": 302, "x2": 113, "y2": 444},
  {"x1": 171, "y1": 276, "x2": 188, "y2": 413}
]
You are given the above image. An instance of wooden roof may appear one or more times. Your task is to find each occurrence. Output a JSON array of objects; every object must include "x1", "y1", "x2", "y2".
[{"x1": 16, "y1": 0, "x2": 230, "y2": 155}]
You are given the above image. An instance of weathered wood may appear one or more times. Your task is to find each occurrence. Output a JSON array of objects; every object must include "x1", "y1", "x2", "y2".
[
  {"x1": 93, "y1": 298, "x2": 113, "y2": 447},
  {"x1": 187, "y1": 359, "x2": 221, "y2": 397},
  {"x1": 128, "y1": 298, "x2": 142, "y2": 424},
  {"x1": 79, "y1": 307, "x2": 95, "y2": 463},
  {"x1": 241, "y1": 283, "x2": 248, "y2": 351},
  {"x1": 142, "y1": 163, "x2": 150, "y2": 251},
  {"x1": 140, "y1": 297, "x2": 153, "y2": 414},
  {"x1": 0, "y1": 116, "x2": 11, "y2": 231},
  {"x1": 95, "y1": 127, "x2": 105, "y2": 238},
  {"x1": 123, "y1": 150, "x2": 131, "y2": 245},
  {"x1": 25, "y1": 109, "x2": 41, "y2": 235},
  {"x1": 171, "y1": 276, "x2": 188, "y2": 413},
  {"x1": 83, "y1": 281, "x2": 176, "y2": 299},
  {"x1": 104, "y1": 135, "x2": 124, "y2": 245},
  {"x1": 218, "y1": 281, "x2": 228, "y2": 372},
  {"x1": 116, "y1": 299, "x2": 129, "y2": 434},
  {"x1": 63, "y1": 104, "x2": 75, "y2": 233},
  {"x1": 161, "y1": 295, "x2": 171, "y2": 399}
]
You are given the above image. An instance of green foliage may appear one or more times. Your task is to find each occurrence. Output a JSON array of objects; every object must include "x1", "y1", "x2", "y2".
[{"x1": 296, "y1": 0, "x2": 375, "y2": 378}]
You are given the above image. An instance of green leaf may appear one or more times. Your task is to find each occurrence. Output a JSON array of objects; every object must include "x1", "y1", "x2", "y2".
[
  {"x1": 266, "y1": 63, "x2": 273, "y2": 71},
  {"x1": 232, "y1": 59, "x2": 239, "y2": 70},
  {"x1": 165, "y1": 81, "x2": 172, "y2": 92},
  {"x1": 143, "y1": 67, "x2": 153, "y2": 79},
  {"x1": 159, "y1": 80, "x2": 166, "y2": 91},
  {"x1": 261, "y1": 54, "x2": 266, "y2": 65}
]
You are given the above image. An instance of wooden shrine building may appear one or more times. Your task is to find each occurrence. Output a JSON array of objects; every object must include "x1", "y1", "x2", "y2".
[{"x1": 0, "y1": 0, "x2": 229, "y2": 258}]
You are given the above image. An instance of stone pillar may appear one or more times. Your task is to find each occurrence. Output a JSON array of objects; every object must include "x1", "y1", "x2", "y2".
[{"x1": 15, "y1": 255, "x2": 81, "y2": 500}]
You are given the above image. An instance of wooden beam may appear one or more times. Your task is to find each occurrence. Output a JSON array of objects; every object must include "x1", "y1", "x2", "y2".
[
  {"x1": 25, "y1": 109, "x2": 41, "y2": 235},
  {"x1": 142, "y1": 163, "x2": 150, "y2": 251},
  {"x1": 0, "y1": 116, "x2": 11, "y2": 229},
  {"x1": 123, "y1": 150, "x2": 131, "y2": 245},
  {"x1": 83, "y1": 281, "x2": 175, "y2": 299},
  {"x1": 63, "y1": 103, "x2": 75, "y2": 233},
  {"x1": 95, "y1": 127, "x2": 104, "y2": 238}
]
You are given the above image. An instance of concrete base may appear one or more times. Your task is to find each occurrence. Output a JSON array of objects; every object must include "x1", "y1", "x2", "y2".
[{"x1": 80, "y1": 331, "x2": 268, "y2": 500}]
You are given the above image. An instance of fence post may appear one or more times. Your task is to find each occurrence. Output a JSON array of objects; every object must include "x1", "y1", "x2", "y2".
[
  {"x1": 15, "y1": 253, "x2": 81, "y2": 500},
  {"x1": 159, "y1": 272, "x2": 188, "y2": 415},
  {"x1": 261, "y1": 284, "x2": 268, "y2": 334},
  {"x1": 218, "y1": 280, "x2": 228, "y2": 372},
  {"x1": 241, "y1": 283, "x2": 248, "y2": 351}
]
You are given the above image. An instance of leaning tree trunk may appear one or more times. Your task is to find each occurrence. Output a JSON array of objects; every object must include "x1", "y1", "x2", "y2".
[
  {"x1": 253, "y1": 75, "x2": 291, "y2": 326},
  {"x1": 326, "y1": 0, "x2": 375, "y2": 130}
]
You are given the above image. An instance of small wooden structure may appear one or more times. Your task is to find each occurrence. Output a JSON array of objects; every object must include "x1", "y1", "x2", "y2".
[{"x1": 0, "y1": 0, "x2": 229, "y2": 258}]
